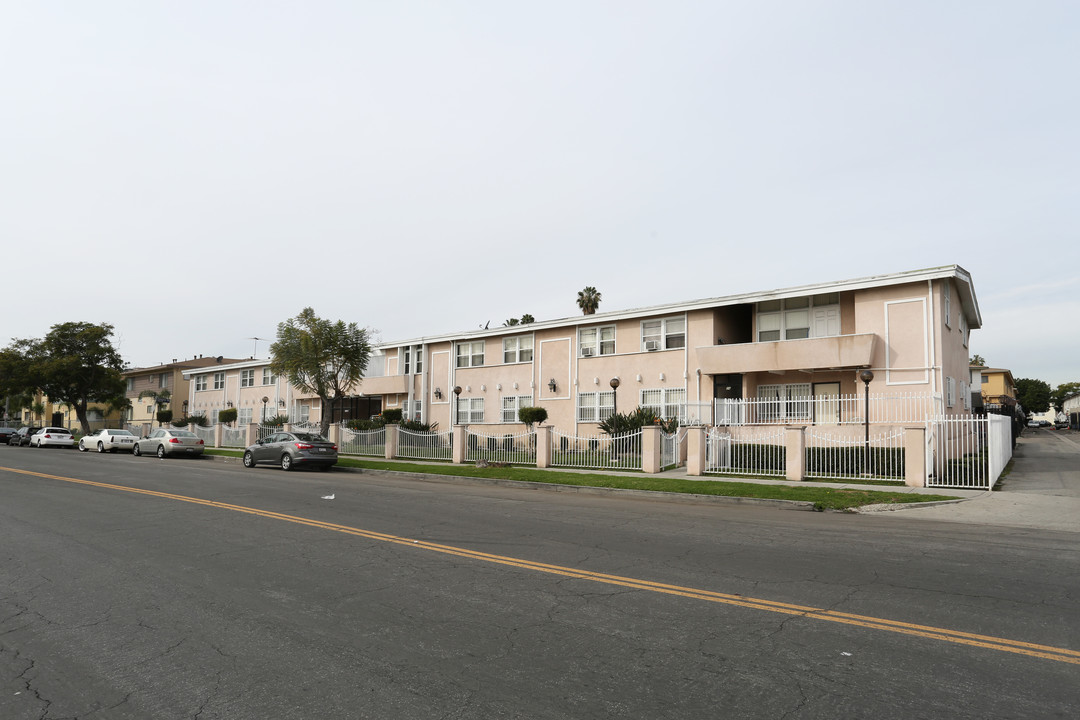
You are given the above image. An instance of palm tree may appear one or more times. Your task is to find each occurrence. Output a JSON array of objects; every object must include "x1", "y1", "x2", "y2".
[
  {"x1": 503, "y1": 318, "x2": 520, "y2": 327},
  {"x1": 519, "y1": 314, "x2": 535, "y2": 324},
  {"x1": 137, "y1": 388, "x2": 171, "y2": 427},
  {"x1": 577, "y1": 287, "x2": 601, "y2": 315}
]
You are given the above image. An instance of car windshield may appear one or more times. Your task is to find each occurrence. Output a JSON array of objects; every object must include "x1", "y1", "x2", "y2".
[
  {"x1": 44, "y1": 428, "x2": 69, "y2": 434},
  {"x1": 293, "y1": 433, "x2": 329, "y2": 443},
  {"x1": 109, "y1": 430, "x2": 134, "y2": 436},
  {"x1": 169, "y1": 430, "x2": 197, "y2": 437}
]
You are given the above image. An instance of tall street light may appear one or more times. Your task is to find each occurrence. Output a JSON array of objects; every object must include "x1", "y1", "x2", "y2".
[
  {"x1": 609, "y1": 377, "x2": 620, "y2": 417},
  {"x1": 859, "y1": 369, "x2": 874, "y2": 475}
]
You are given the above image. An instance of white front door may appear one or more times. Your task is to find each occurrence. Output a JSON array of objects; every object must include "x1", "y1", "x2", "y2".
[{"x1": 813, "y1": 382, "x2": 841, "y2": 425}]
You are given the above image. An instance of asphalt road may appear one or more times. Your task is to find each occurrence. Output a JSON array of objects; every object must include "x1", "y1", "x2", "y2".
[{"x1": 2, "y1": 445, "x2": 1078, "y2": 719}]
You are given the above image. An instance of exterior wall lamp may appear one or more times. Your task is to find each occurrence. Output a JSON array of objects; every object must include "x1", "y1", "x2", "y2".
[
  {"x1": 434, "y1": 387, "x2": 443, "y2": 400},
  {"x1": 548, "y1": 378, "x2": 557, "y2": 393}
]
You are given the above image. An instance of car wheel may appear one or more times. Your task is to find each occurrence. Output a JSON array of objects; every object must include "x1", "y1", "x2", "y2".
[
  {"x1": 243, "y1": 451, "x2": 255, "y2": 468},
  {"x1": 156, "y1": 445, "x2": 166, "y2": 459},
  {"x1": 280, "y1": 454, "x2": 293, "y2": 471},
  {"x1": 97, "y1": 441, "x2": 105, "y2": 453},
  {"x1": 133, "y1": 444, "x2": 142, "y2": 456},
  {"x1": 79, "y1": 441, "x2": 88, "y2": 452}
]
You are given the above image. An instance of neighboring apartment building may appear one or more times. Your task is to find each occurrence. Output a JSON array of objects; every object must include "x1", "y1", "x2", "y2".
[
  {"x1": 980, "y1": 368, "x2": 1018, "y2": 411},
  {"x1": 182, "y1": 359, "x2": 322, "y2": 427},
  {"x1": 354, "y1": 265, "x2": 981, "y2": 433},
  {"x1": 1064, "y1": 392, "x2": 1080, "y2": 429},
  {"x1": 124, "y1": 356, "x2": 244, "y2": 428}
]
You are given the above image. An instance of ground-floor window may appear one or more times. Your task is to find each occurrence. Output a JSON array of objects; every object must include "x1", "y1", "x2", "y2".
[
  {"x1": 756, "y1": 383, "x2": 812, "y2": 421},
  {"x1": 501, "y1": 395, "x2": 533, "y2": 422},
  {"x1": 577, "y1": 391, "x2": 615, "y2": 423},
  {"x1": 639, "y1": 388, "x2": 687, "y2": 419},
  {"x1": 456, "y1": 397, "x2": 485, "y2": 424}
]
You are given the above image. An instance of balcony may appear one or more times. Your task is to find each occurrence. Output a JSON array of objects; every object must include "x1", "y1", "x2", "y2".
[
  {"x1": 357, "y1": 374, "x2": 410, "y2": 395},
  {"x1": 696, "y1": 333, "x2": 878, "y2": 375}
]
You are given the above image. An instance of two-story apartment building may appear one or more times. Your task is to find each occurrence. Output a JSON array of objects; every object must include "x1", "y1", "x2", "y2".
[
  {"x1": 980, "y1": 368, "x2": 1018, "y2": 411},
  {"x1": 356, "y1": 265, "x2": 980, "y2": 432},
  {"x1": 124, "y1": 356, "x2": 244, "y2": 429},
  {"x1": 183, "y1": 358, "x2": 318, "y2": 427}
]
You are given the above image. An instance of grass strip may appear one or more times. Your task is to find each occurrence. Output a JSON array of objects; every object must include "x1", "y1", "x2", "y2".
[
  {"x1": 206, "y1": 451, "x2": 959, "y2": 511},
  {"x1": 207, "y1": 449, "x2": 958, "y2": 511}
]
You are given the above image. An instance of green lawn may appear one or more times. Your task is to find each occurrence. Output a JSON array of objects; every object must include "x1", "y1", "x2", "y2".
[{"x1": 208, "y1": 449, "x2": 958, "y2": 511}]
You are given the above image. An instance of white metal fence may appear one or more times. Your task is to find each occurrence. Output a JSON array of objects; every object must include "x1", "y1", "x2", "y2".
[
  {"x1": 194, "y1": 424, "x2": 215, "y2": 445},
  {"x1": 551, "y1": 430, "x2": 643, "y2": 471},
  {"x1": 927, "y1": 414, "x2": 1011, "y2": 489},
  {"x1": 661, "y1": 431, "x2": 678, "y2": 470},
  {"x1": 338, "y1": 425, "x2": 386, "y2": 457},
  {"x1": 705, "y1": 427, "x2": 786, "y2": 477},
  {"x1": 805, "y1": 427, "x2": 906, "y2": 481},
  {"x1": 466, "y1": 429, "x2": 537, "y2": 465},
  {"x1": 398, "y1": 428, "x2": 453, "y2": 461},
  {"x1": 715, "y1": 392, "x2": 943, "y2": 427},
  {"x1": 258, "y1": 424, "x2": 277, "y2": 440},
  {"x1": 220, "y1": 425, "x2": 247, "y2": 448}
]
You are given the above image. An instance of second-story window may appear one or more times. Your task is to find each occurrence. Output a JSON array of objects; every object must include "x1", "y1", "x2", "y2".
[
  {"x1": 503, "y1": 335, "x2": 533, "y2": 364},
  {"x1": 195, "y1": 375, "x2": 207, "y2": 391},
  {"x1": 241, "y1": 369, "x2": 255, "y2": 388},
  {"x1": 213, "y1": 372, "x2": 225, "y2": 390},
  {"x1": 456, "y1": 341, "x2": 485, "y2": 368},
  {"x1": 641, "y1": 317, "x2": 685, "y2": 351},
  {"x1": 756, "y1": 293, "x2": 839, "y2": 342},
  {"x1": 403, "y1": 346, "x2": 423, "y2": 374},
  {"x1": 579, "y1": 326, "x2": 615, "y2": 357},
  {"x1": 263, "y1": 368, "x2": 276, "y2": 385}
]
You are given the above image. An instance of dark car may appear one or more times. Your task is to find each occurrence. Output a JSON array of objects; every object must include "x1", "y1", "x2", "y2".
[
  {"x1": 0, "y1": 426, "x2": 19, "y2": 443},
  {"x1": 243, "y1": 432, "x2": 338, "y2": 471},
  {"x1": 8, "y1": 426, "x2": 43, "y2": 446}
]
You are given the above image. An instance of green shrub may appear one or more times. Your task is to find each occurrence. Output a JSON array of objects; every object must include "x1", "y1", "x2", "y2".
[
  {"x1": 218, "y1": 408, "x2": 238, "y2": 425},
  {"x1": 262, "y1": 414, "x2": 289, "y2": 427},
  {"x1": 156, "y1": 409, "x2": 173, "y2": 425},
  {"x1": 347, "y1": 417, "x2": 386, "y2": 431},
  {"x1": 400, "y1": 419, "x2": 438, "y2": 432},
  {"x1": 381, "y1": 408, "x2": 404, "y2": 423},
  {"x1": 518, "y1": 406, "x2": 548, "y2": 428}
]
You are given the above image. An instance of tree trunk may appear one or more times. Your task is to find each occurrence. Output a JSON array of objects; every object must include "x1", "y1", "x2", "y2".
[
  {"x1": 319, "y1": 394, "x2": 332, "y2": 437},
  {"x1": 74, "y1": 403, "x2": 91, "y2": 434}
]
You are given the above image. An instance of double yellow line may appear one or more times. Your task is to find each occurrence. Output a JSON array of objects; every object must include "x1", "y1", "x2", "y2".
[{"x1": 6, "y1": 465, "x2": 1079, "y2": 666}]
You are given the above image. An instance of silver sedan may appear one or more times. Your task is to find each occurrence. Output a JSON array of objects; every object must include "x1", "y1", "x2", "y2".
[
  {"x1": 133, "y1": 428, "x2": 205, "y2": 458},
  {"x1": 243, "y1": 432, "x2": 337, "y2": 471}
]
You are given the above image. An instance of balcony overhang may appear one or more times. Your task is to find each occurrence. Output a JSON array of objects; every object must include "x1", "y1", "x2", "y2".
[
  {"x1": 696, "y1": 334, "x2": 878, "y2": 375},
  {"x1": 357, "y1": 374, "x2": 410, "y2": 395}
]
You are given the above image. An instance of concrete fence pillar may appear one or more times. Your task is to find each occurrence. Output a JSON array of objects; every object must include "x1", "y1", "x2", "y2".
[
  {"x1": 904, "y1": 426, "x2": 927, "y2": 487},
  {"x1": 686, "y1": 426, "x2": 706, "y2": 476},
  {"x1": 245, "y1": 423, "x2": 259, "y2": 447},
  {"x1": 785, "y1": 426, "x2": 806, "y2": 482},
  {"x1": 385, "y1": 424, "x2": 399, "y2": 460},
  {"x1": 452, "y1": 425, "x2": 467, "y2": 464},
  {"x1": 327, "y1": 423, "x2": 339, "y2": 446},
  {"x1": 213, "y1": 423, "x2": 223, "y2": 448},
  {"x1": 641, "y1": 425, "x2": 662, "y2": 474},
  {"x1": 282, "y1": 423, "x2": 292, "y2": 433},
  {"x1": 535, "y1": 426, "x2": 552, "y2": 468}
]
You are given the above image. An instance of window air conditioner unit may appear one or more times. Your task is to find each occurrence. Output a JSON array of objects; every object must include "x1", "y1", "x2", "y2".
[
  {"x1": 581, "y1": 347, "x2": 594, "y2": 357},
  {"x1": 645, "y1": 340, "x2": 660, "y2": 351}
]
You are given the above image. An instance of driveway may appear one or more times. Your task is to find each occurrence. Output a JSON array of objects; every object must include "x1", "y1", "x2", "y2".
[{"x1": 879, "y1": 430, "x2": 1080, "y2": 533}]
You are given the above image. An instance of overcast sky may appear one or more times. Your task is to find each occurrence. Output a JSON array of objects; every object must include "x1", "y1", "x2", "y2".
[{"x1": 3, "y1": 2, "x2": 1077, "y2": 387}]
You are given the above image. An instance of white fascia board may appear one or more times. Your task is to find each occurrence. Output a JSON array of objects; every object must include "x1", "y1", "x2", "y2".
[
  {"x1": 377, "y1": 265, "x2": 980, "y2": 349},
  {"x1": 181, "y1": 358, "x2": 271, "y2": 379}
]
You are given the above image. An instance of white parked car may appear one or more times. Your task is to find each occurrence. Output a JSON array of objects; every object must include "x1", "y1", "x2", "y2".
[
  {"x1": 30, "y1": 427, "x2": 75, "y2": 449},
  {"x1": 79, "y1": 428, "x2": 138, "y2": 453}
]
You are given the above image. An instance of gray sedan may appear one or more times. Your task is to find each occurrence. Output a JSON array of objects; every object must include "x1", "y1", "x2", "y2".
[
  {"x1": 133, "y1": 428, "x2": 205, "y2": 458},
  {"x1": 243, "y1": 432, "x2": 337, "y2": 471}
]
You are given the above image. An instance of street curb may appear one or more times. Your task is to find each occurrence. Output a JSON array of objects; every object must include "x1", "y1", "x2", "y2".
[
  {"x1": 205, "y1": 453, "x2": 818, "y2": 511},
  {"x1": 854, "y1": 498, "x2": 974, "y2": 513}
]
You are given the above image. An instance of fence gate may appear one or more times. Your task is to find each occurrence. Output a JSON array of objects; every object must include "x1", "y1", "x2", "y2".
[
  {"x1": 465, "y1": 429, "x2": 537, "y2": 465},
  {"x1": 926, "y1": 416, "x2": 994, "y2": 489}
]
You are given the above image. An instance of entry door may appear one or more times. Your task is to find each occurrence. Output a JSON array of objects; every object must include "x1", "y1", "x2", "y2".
[{"x1": 812, "y1": 382, "x2": 841, "y2": 425}]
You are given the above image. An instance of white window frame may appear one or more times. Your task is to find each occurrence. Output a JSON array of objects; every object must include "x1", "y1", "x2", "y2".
[
  {"x1": 639, "y1": 388, "x2": 687, "y2": 419},
  {"x1": 456, "y1": 341, "x2": 485, "y2": 368},
  {"x1": 241, "y1": 369, "x2": 255, "y2": 388},
  {"x1": 456, "y1": 397, "x2": 485, "y2": 423},
  {"x1": 640, "y1": 316, "x2": 686, "y2": 352},
  {"x1": 262, "y1": 367, "x2": 276, "y2": 385},
  {"x1": 756, "y1": 383, "x2": 812, "y2": 421},
  {"x1": 960, "y1": 314, "x2": 968, "y2": 347},
  {"x1": 579, "y1": 326, "x2": 615, "y2": 357},
  {"x1": 213, "y1": 372, "x2": 225, "y2": 390},
  {"x1": 756, "y1": 294, "x2": 840, "y2": 343},
  {"x1": 502, "y1": 335, "x2": 534, "y2": 364},
  {"x1": 501, "y1": 394, "x2": 533, "y2": 423},
  {"x1": 403, "y1": 346, "x2": 423, "y2": 374},
  {"x1": 195, "y1": 375, "x2": 207, "y2": 391},
  {"x1": 238, "y1": 407, "x2": 253, "y2": 425},
  {"x1": 946, "y1": 376, "x2": 956, "y2": 408},
  {"x1": 576, "y1": 391, "x2": 615, "y2": 423}
]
